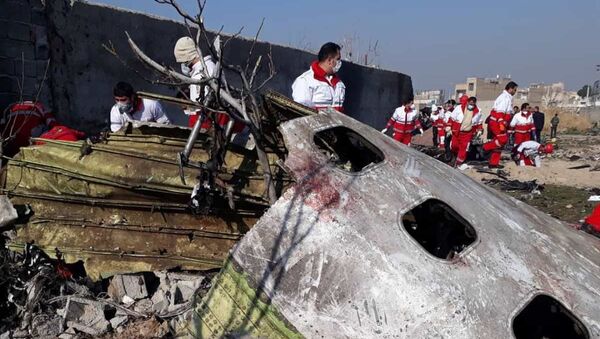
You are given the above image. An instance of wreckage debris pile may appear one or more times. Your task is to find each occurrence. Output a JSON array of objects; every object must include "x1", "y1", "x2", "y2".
[
  {"x1": 0, "y1": 242, "x2": 213, "y2": 338},
  {"x1": 481, "y1": 178, "x2": 544, "y2": 194}
]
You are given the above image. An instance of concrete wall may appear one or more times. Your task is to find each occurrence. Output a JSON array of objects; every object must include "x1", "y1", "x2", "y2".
[
  {"x1": 39, "y1": 1, "x2": 412, "y2": 133},
  {"x1": 0, "y1": 0, "x2": 52, "y2": 113}
]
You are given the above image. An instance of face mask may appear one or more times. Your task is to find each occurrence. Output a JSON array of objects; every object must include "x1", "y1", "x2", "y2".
[
  {"x1": 332, "y1": 60, "x2": 342, "y2": 73},
  {"x1": 410, "y1": 104, "x2": 416, "y2": 110},
  {"x1": 117, "y1": 101, "x2": 133, "y2": 114},
  {"x1": 467, "y1": 104, "x2": 474, "y2": 111},
  {"x1": 181, "y1": 63, "x2": 192, "y2": 76}
]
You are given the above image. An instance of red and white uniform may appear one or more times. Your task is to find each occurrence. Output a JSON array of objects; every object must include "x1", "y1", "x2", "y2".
[
  {"x1": 583, "y1": 205, "x2": 600, "y2": 237},
  {"x1": 447, "y1": 104, "x2": 483, "y2": 165},
  {"x1": 384, "y1": 106, "x2": 421, "y2": 145},
  {"x1": 186, "y1": 56, "x2": 236, "y2": 130},
  {"x1": 0, "y1": 101, "x2": 56, "y2": 156},
  {"x1": 431, "y1": 110, "x2": 446, "y2": 147},
  {"x1": 35, "y1": 125, "x2": 85, "y2": 145},
  {"x1": 492, "y1": 90, "x2": 514, "y2": 123},
  {"x1": 292, "y1": 61, "x2": 345, "y2": 112},
  {"x1": 509, "y1": 111, "x2": 535, "y2": 145},
  {"x1": 483, "y1": 90, "x2": 514, "y2": 166},
  {"x1": 515, "y1": 140, "x2": 542, "y2": 167}
]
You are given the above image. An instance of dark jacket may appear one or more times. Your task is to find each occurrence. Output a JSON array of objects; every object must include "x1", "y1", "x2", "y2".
[
  {"x1": 533, "y1": 111, "x2": 545, "y2": 130},
  {"x1": 551, "y1": 116, "x2": 560, "y2": 126}
]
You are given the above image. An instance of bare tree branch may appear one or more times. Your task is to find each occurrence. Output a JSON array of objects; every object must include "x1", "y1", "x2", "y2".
[
  {"x1": 131, "y1": 0, "x2": 278, "y2": 204},
  {"x1": 154, "y1": 0, "x2": 199, "y2": 24},
  {"x1": 249, "y1": 55, "x2": 262, "y2": 87},
  {"x1": 244, "y1": 18, "x2": 265, "y2": 74},
  {"x1": 125, "y1": 32, "x2": 214, "y2": 87}
]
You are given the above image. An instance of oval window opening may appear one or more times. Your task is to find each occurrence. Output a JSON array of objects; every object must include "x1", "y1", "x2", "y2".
[
  {"x1": 513, "y1": 294, "x2": 589, "y2": 339},
  {"x1": 401, "y1": 199, "x2": 476, "y2": 260},
  {"x1": 314, "y1": 126, "x2": 384, "y2": 173}
]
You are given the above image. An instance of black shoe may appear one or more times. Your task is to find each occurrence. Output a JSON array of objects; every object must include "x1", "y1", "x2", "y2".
[
  {"x1": 478, "y1": 147, "x2": 490, "y2": 160},
  {"x1": 488, "y1": 164, "x2": 504, "y2": 169}
]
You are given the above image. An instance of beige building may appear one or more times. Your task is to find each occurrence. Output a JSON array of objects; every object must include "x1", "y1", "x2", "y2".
[
  {"x1": 414, "y1": 89, "x2": 445, "y2": 109},
  {"x1": 453, "y1": 77, "x2": 513, "y2": 117},
  {"x1": 453, "y1": 77, "x2": 513, "y2": 101},
  {"x1": 454, "y1": 77, "x2": 574, "y2": 113}
]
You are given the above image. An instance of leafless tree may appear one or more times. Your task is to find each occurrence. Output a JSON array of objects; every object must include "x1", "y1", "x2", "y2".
[
  {"x1": 341, "y1": 33, "x2": 380, "y2": 67},
  {"x1": 120, "y1": 0, "x2": 278, "y2": 204}
]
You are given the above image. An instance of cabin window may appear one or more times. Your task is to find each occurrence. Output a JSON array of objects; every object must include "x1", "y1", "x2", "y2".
[
  {"x1": 513, "y1": 294, "x2": 589, "y2": 339},
  {"x1": 314, "y1": 126, "x2": 384, "y2": 173},
  {"x1": 401, "y1": 199, "x2": 476, "y2": 260}
]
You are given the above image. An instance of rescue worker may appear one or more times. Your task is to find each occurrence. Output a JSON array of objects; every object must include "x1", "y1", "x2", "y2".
[
  {"x1": 446, "y1": 96, "x2": 483, "y2": 170},
  {"x1": 582, "y1": 204, "x2": 600, "y2": 238},
  {"x1": 482, "y1": 81, "x2": 518, "y2": 168},
  {"x1": 292, "y1": 42, "x2": 345, "y2": 112},
  {"x1": 550, "y1": 113, "x2": 560, "y2": 139},
  {"x1": 510, "y1": 103, "x2": 535, "y2": 145},
  {"x1": 173, "y1": 36, "x2": 219, "y2": 128},
  {"x1": 437, "y1": 105, "x2": 447, "y2": 147},
  {"x1": 0, "y1": 101, "x2": 57, "y2": 157},
  {"x1": 444, "y1": 99, "x2": 456, "y2": 117},
  {"x1": 110, "y1": 81, "x2": 171, "y2": 132},
  {"x1": 512, "y1": 140, "x2": 553, "y2": 167},
  {"x1": 430, "y1": 105, "x2": 446, "y2": 147},
  {"x1": 381, "y1": 99, "x2": 422, "y2": 145},
  {"x1": 507, "y1": 105, "x2": 520, "y2": 147},
  {"x1": 35, "y1": 125, "x2": 85, "y2": 145}
]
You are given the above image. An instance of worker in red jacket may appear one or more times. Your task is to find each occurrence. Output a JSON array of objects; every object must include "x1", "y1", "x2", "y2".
[
  {"x1": 510, "y1": 103, "x2": 536, "y2": 145},
  {"x1": 381, "y1": 99, "x2": 422, "y2": 145},
  {"x1": 1, "y1": 101, "x2": 57, "y2": 156},
  {"x1": 512, "y1": 140, "x2": 553, "y2": 167},
  {"x1": 446, "y1": 96, "x2": 483, "y2": 170},
  {"x1": 430, "y1": 105, "x2": 446, "y2": 148},
  {"x1": 35, "y1": 125, "x2": 86, "y2": 145},
  {"x1": 582, "y1": 204, "x2": 600, "y2": 238},
  {"x1": 482, "y1": 81, "x2": 518, "y2": 168}
]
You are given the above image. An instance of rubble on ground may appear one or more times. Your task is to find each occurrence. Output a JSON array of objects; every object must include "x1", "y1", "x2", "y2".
[
  {"x1": 481, "y1": 178, "x2": 543, "y2": 194},
  {"x1": 0, "y1": 91, "x2": 308, "y2": 337},
  {"x1": 1, "y1": 92, "x2": 599, "y2": 337},
  {"x1": 0, "y1": 242, "x2": 213, "y2": 338}
]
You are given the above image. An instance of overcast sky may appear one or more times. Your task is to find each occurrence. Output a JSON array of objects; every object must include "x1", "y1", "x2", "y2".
[{"x1": 90, "y1": 0, "x2": 600, "y2": 93}]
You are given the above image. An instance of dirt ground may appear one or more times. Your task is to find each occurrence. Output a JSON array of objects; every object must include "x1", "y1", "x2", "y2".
[{"x1": 461, "y1": 134, "x2": 600, "y2": 224}]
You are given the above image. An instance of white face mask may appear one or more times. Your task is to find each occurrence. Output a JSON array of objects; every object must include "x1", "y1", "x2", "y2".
[
  {"x1": 467, "y1": 104, "x2": 474, "y2": 111},
  {"x1": 117, "y1": 101, "x2": 133, "y2": 114},
  {"x1": 181, "y1": 63, "x2": 192, "y2": 76},
  {"x1": 332, "y1": 59, "x2": 342, "y2": 73},
  {"x1": 410, "y1": 104, "x2": 416, "y2": 110}
]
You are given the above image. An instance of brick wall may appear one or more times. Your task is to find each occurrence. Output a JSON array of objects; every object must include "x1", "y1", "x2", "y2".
[
  {"x1": 0, "y1": 0, "x2": 52, "y2": 114},
  {"x1": 1, "y1": 0, "x2": 413, "y2": 132}
]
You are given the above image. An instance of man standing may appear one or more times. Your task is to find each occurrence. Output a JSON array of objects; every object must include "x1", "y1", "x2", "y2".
[
  {"x1": 110, "y1": 81, "x2": 170, "y2": 132},
  {"x1": 550, "y1": 113, "x2": 560, "y2": 139},
  {"x1": 446, "y1": 96, "x2": 483, "y2": 170},
  {"x1": 482, "y1": 81, "x2": 518, "y2": 168},
  {"x1": 430, "y1": 105, "x2": 446, "y2": 147},
  {"x1": 173, "y1": 36, "x2": 218, "y2": 128},
  {"x1": 533, "y1": 106, "x2": 546, "y2": 142},
  {"x1": 382, "y1": 99, "x2": 422, "y2": 145},
  {"x1": 510, "y1": 103, "x2": 535, "y2": 145},
  {"x1": 292, "y1": 42, "x2": 345, "y2": 112}
]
